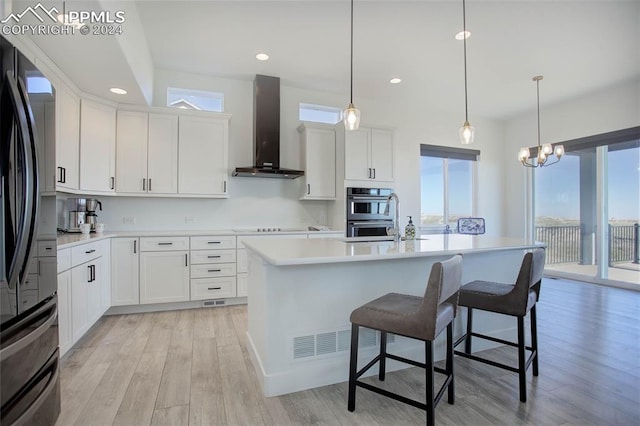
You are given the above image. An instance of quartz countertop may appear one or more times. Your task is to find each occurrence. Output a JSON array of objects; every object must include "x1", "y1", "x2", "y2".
[
  {"x1": 56, "y1": 229, "x2": 342, "y2": 249},
  {"x1": 242, "y1": 235, "x2": 546, "y2": 266}
]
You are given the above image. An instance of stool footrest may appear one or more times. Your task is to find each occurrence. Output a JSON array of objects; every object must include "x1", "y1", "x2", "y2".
[
  {"x1": 454, "y1": 350, "x2": 520, "y2": 373},
  {"x1": 455, "y1": 331, "x2": 534, "y2": 352}
]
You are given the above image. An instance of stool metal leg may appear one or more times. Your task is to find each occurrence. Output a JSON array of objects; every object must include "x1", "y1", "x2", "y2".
[
  {"x1": 348, "y1": 323, "x2": 360, "y2": 411},
  {"x1": 425, "y1": 340, "x2": 435, "y2": 426},
  {"x1": 379, "y1": 331, "x2": 387, "y2": 381},
  {"x1": 465, "y1": 308, "x2": 473, "y2": 354},
  {"x1": 517, "y1": 316, "x2": 527, "y2": 403},
  {"x1": 446, "y1": 322, "x2": 454, "y2": 404},
  {"x1": 531, "y1": 305, "x2": 539, "y2": 376}
]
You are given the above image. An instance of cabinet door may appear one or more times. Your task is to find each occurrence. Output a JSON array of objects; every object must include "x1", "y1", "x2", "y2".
[
  {"x1": 99, "y1": 240, "x2": 111, "y2": 314},
  {"x1": 57, "y1": 270, "x2": 72, "y2": 356},
  {"x1": 140, "y1": 251, "x2": 189, "y2": 304},
  {"x1": 370, "y1": 129, "x2": 394, "y2": 182},
  {"x1": 302, "y1": 127, "x2": 336, "y2": 199},
  {"x1": 148, "y1": 113, "x2": 178, "y2": 194},
  {"x1": 87, "y1": 259, "x2": 102, "y2": 325},
  {"x1": 56, "y1": 86, "x2": 80, "y2": 190},
  {"x1": 111, "y1": 238, "x2": 140, "y2": 306},
  {"x1": 70, "y1": 263, "x2": 89, "y2": 342},
  {"x1": 38, "y1": 257, "x2": 57, "y2": 301},
  {"x1": 236, "y1": 273, "x2": 248, "y2": 298},
  {"x1": 344, "y1": 128, "x2": 370, "y2": 180},
  {"x1": 116, "y1": 110, "x2": 148, "y2": 193},
  {"x1": 178, "y1": 116, "x2": 228, "y2": 196},
  {"x1": 80, "y1": 99, "x2": 116, "y2": 193}
]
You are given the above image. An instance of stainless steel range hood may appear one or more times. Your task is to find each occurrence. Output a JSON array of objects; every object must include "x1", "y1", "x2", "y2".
[{"x1": 233, "y1": 75, "x2": 304, "y2": 179}]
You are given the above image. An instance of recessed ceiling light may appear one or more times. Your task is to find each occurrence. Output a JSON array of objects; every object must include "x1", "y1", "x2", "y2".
[
  {"x1": 455, "y1": 30, "x2": 471, "y2": 40},
  {"x1": 389, "y1": 78, "x2": 402, "y2": 84},
  {"x1": 256, "y1": 53, "x2": 270, "y2": 61},
  {"x1": 110, "y1": 87, "x2": 127, "y2": 95}
]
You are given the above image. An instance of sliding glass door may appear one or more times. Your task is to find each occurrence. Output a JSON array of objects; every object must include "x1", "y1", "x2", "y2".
[{"x1": 533, "y1": 128, "x2": 639, "y2": 288}]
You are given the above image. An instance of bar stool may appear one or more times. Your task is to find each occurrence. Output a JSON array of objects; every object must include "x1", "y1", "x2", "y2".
[
  {"x1": 347, "y1": 255, "x2": 463, "y2": 426},
  {"x1": 453, "y1": 248, "x2": 545, "y2": 403}
]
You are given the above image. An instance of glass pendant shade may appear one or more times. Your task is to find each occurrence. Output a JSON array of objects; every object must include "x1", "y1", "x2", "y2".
[
  {"x1": 459, "y1": 121, "x2": 475, "y2": 145},
  {"x1": 343, "y1": 103, "x2": 361, "y2": 131},
  {"x1": 554, "y1": 144, "x2": 565, "y2": 158},
  {"x1": 518, "y1": 147, "x2": 530, "y2": 162},
  {"x1": 542, "y1": 143, "x2": 553, "y2": 155}
]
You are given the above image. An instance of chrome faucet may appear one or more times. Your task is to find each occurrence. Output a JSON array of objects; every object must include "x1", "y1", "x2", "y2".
[{"x1": 383, "y1": 192, "x2": 400, "y2": 242}]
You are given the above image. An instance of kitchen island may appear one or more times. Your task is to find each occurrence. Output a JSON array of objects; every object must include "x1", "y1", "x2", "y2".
[{"x1": 243, "y1": 235, "x2": 545, "y2": 397}]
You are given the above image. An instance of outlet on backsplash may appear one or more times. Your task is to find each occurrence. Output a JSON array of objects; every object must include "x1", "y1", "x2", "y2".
[
  {"x1": 185, "y1": 216, "x2": 197, "y2": 224},
  {"x1": 123, "y1": 216, "x2": 136, "y2": 224}
]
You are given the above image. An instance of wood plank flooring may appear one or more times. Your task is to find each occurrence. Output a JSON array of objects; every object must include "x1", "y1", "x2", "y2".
[{"x1": 56, "y1": 278, "x2": 640, "y2": 425}]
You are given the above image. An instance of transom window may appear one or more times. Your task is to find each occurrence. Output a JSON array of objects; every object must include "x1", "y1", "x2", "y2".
[
  {"x1": 167, "y1": 87, "x2": 224, "y2": 112},
  {"x1": 299, "y1": 103, "x2": 342, "y2": 125}
]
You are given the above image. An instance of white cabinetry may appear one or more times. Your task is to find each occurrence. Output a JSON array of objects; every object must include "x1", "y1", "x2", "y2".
[
  {"x1": 116, "y1": 111, "x2": 178, "y2": 195},
  {"x1": 189, "y1": 235, "x2": 237, "y2": 300},
  {"x1": 69, "y1": 241, "x2": 106, "y2": 342},
  {"x1": 80, "y1": 99, "x2": 116, "y2": 193},
  {"x1": 111, "y1": 237, "x2": 140, "y2": 306},
  {"x1": 298, "y1": 123, "x2": 336, "y2": 200},
  {"x1": 178, "y1": 114, "x2": 230, "y2": 197},
  {"x1": 56, "y1": 86, "x2": 80, "y2": 190},
  {"x1": 344, "y1": 127, "x2": 394, "y2": 182},
  {"x1": 57, "y1": 268, "x2": 72, "y2": 355},
  {"x1": 139, "y1": 237, "x2": 189, "y2": 304}
]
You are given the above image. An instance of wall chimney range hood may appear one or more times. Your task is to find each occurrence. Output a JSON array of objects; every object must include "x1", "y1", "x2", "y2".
[{"x1": 233, "y1": 75, "x2": 304, "y2": 179}]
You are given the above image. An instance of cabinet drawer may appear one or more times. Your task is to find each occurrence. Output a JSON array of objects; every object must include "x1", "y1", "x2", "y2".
[
  {"x1": 190, "y1": 262, "x2": 236, "y2": 279},
  {"x1": 71, "y1": 242, "x2": 104, "y2": 267},
  {"x1": 23, "y1": 275, "x2": 38, "y2": 291},
  {"x1": 58, "y1": 248, "x2": 71, "y2": 272},
  {"x1": 140, "y1": 237, "x2": 189, "y2": 252},
  {"x1": 190, "y1": 249, "x2": 236, "y2": 265},
  {"x1": 191, "y1": 277, "x2": 236, "y2": 301},
  {"x1": 190, "y1": 235, "x2": 236, "y2": 250},
  {"x1": 38, "y1": 240, "x2": 56, "y2": 257}
]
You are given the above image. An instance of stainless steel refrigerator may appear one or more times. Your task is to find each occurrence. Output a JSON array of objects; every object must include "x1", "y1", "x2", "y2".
[{"x1": 0, "y1": 35, "x2": 60, "y2": 425}]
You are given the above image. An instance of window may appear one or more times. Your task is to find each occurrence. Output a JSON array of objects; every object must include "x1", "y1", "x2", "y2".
[
  {"x1": 299, "y1": 103, "x2": 342, "y2": 124},
  {"x1": 167, "y1": 87, "x2": 224, "y2": 112},
  {"x1": 420, "y1": 144, "x2": 479, "y2": 233}
]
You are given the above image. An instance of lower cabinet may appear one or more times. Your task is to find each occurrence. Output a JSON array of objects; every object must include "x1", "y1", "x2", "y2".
[
  {"x1": 140, "y1": 250, "x2": 190, "y2": 304},
  {"x1": 70, "y1": 256, "x2": 103, "y2": 342},
  {"x1": 111, "y1": 238, "x2": 140, "y2": 306},
  {"x1": 57, "y1": 269, "x2": 72, "y2": 355},
  {"x1": 236, "y1": 249, "x2": 248, "y2": 297}
]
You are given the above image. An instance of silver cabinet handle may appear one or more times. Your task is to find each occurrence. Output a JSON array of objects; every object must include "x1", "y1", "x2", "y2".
[
  {"x1": 143, "y1": 178, "x2": 146, "y2": 191},
  {"x1": 208, "y1": 287, "x2": 222, "y2": 290}
]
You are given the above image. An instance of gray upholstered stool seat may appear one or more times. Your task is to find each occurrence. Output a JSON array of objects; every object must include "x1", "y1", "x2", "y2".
[
  {"x1": 347, "y1": 255, "x2": 463, "y2": 426},
  {"x1": 454, "y1": 248, "x2": 545, "y2": 403}
]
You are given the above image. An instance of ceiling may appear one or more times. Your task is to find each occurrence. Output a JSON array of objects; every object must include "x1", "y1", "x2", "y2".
[{"x1": 17, "y1": 0, "x2": 640, "y2": 120}]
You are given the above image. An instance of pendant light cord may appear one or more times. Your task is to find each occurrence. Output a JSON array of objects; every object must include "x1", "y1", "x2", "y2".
[
  {"x1": 349, "y1": 0, "x2": 354, "y2": 104},
  {"x1": 463, "y1": 0, "x2": 469, "y2": 122},
  {"x1": 536, "y1": 78, "x2": 541, "y2": 148}
]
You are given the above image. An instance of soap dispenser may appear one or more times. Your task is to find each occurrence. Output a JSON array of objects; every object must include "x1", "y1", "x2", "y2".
[{"x1": 405, "y1": 216, "x2": 416, "y2": 240}]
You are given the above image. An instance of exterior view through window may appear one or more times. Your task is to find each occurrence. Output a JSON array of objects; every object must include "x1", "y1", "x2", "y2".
[
  {"x1": 299, "y1": 103, "x2": 342, "y2": 125},
  {"x1": 420, "y1": 145, "x2": 478, "y2": 233},
  {"x1": 534, "y1": 128, "x2": 639, "y2": 287},
  {"x1": 167, "y1": 87, "x2": 224, "y2": 112}
]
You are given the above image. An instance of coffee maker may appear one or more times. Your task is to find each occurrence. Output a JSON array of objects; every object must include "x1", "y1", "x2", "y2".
[{"x1": 67, "y1": 198, "x2": 102, "y2": 232}]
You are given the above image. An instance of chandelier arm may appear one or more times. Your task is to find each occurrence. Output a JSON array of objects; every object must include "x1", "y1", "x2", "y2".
[
  {"x1": 542, "y1": 157, "x2": 561, "y2": 167},
  {"x1": 521, "y1": 160, "x2": 537, "y2": 168}
]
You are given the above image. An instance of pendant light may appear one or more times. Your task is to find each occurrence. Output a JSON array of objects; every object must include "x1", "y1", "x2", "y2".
[
  {"x1": 459, "y1": 0, "x2": 474, "y2": 144},
  {"x1": 343, "y1": 0, "x2": 361, "y2": 130},
  {"x1": 518, "y1": 76, "x2": 564, "y2": 167}
]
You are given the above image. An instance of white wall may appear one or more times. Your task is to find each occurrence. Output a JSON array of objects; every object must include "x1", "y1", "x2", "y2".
[
  {"x1": 503, "y1": 79, "x2": 640, "y2": 238},
  {"x1": 89, "y1": 67, "x2": 508, "y2": 233}
]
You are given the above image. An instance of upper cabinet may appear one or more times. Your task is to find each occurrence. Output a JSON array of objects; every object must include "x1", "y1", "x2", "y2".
[
  {"x1": 79, "y1": 99, "x2": 116, "y2": 193},
  {"x1": 116, "y1": 111, "x2": 179, "y2": 195},
  {"x1": 298, "y1": 123, "x2": 336, "y2": 200},
  {"x1": 344, "y1": 126, "x2": 394, "y2": 183},
  {"x1": 55, "y1": 86, "x2": 80, "y2": 191},
  {"x1": 178, "y1": 114, "x2": 229, "y2": 197}
]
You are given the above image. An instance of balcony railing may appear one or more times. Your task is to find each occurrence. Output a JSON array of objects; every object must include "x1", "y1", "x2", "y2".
[
  {"x1": 535, "y1": 224, "x2": 639, "y2": 265},
  {"x1": 535, "y1": 226, "x2": 581, "y2": 264}
]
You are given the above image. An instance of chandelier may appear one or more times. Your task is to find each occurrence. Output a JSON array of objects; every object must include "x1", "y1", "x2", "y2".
[
  {"x1": 343, "y1": 0, "x2": 361, "y2": 130},
  {"x1": 518, "y1": 76, "x2": 564, "y2": 167}
]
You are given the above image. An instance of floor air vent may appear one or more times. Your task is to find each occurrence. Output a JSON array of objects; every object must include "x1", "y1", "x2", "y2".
[
  {"x1": 293, "y1": 329, "x2": 396, "y2": 360},
  {"x1": 203, "y1": 300, "x2": 226, "y2": 307}
]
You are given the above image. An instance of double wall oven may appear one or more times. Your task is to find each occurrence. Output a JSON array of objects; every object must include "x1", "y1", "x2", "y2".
[{"x1": 346, "y1": 187, "x2": 394, "y2": 237}]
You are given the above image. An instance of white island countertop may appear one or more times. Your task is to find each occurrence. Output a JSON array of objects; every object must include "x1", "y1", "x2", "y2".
[{"x1": 242, "y1": 234, "x2": 546, "y2": 266}]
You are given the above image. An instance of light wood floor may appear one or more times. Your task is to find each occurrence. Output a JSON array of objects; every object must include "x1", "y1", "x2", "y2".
[{"x1": 56, "y1": 278, "x2": 640, "y2": 425}]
